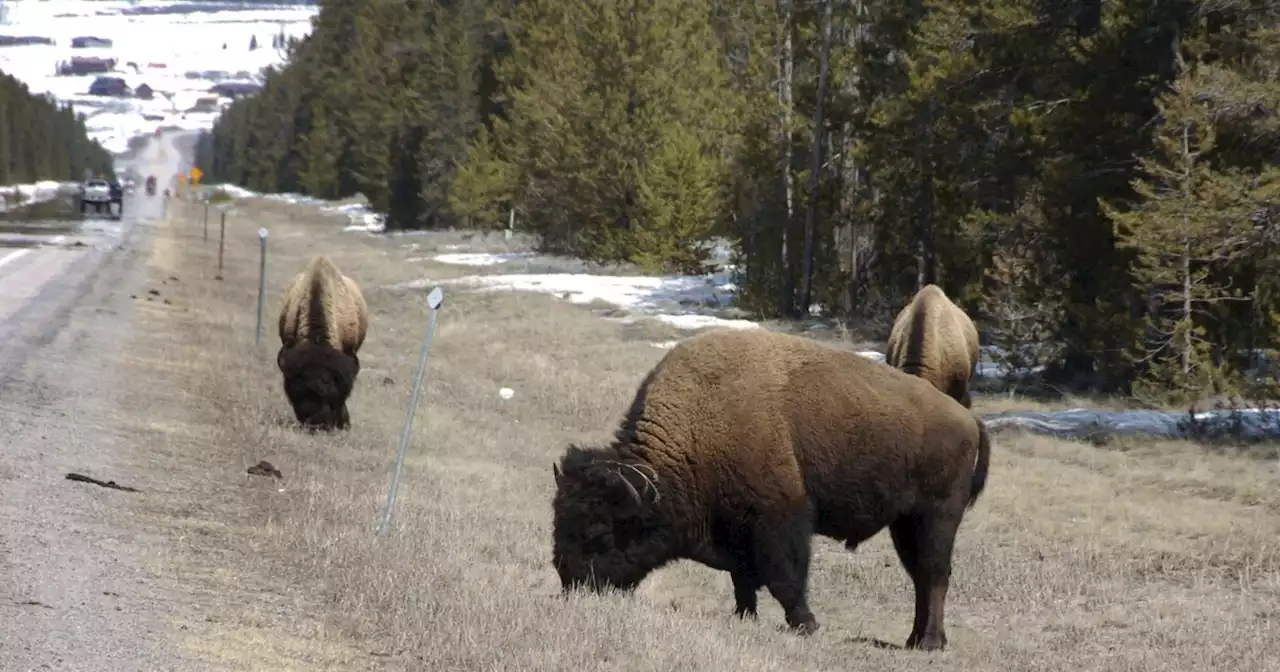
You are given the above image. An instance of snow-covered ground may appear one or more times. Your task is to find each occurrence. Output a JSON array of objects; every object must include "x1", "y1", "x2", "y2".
[
  {"x1": 0, "y1": 0, "x2": 317, "y2": 155},
  {"x1": 0, "y1": 180, "x2": 80, "y2": 211}
]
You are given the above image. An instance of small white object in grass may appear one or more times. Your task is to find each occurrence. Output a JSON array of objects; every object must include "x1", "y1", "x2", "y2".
[
  {"x1": 499, "y1": 387, "x2": 515, "y2": 400},
  {"x1": 258, "y1": 227, "x2": 268, "y2": 240}
]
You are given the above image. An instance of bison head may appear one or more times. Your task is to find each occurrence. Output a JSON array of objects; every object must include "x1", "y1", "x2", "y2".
[
  {"x1": 277, "y1": 342, "x2": 360, "y2": 430},
  {"x1": 550, "y1": 445, "x2": 672, "y2": 594}
]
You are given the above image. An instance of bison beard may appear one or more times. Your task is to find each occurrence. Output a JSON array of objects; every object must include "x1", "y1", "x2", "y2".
[
  {"x1": 550, "y1": 328, "x2": 991, "y2": 652},
  {"x1": 277, "y1": 342, "x2": 359, "y2": 430}
]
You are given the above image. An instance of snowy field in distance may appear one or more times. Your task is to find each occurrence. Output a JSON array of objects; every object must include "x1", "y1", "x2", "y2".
[{"x1": 0, "y1": 0, "x2": 318, "y2": 156}]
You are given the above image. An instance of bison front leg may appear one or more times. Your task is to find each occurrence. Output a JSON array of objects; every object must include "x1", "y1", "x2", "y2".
[
  {"x1": 336, "y1": 403, "x2": 351, "y2": 430},
  {"x1": 730, "y1": 568, "x2": 761, "y2": 619},
  {"x1": 754, "y1": 508, "x2": 819, "y2": 635},
  {"x1": 893, "y1": 511, "x2": 962, "y2": 651}
]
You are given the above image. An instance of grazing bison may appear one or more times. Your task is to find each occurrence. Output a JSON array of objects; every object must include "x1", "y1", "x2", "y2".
[
  {"x1": 550, "y1": 328, "x2": 991, "y2": 651},
  {"x1": 885, "y1": 284, "x2": 981, "y2": 408},
  {"x1": 276, "y1": 255, "x2": 369, "y2": 430}
]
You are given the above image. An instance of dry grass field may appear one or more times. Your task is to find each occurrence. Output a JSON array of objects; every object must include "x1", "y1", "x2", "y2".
[{"x1": 120, "y1": 193, "x2": 1280, "y2": 670}]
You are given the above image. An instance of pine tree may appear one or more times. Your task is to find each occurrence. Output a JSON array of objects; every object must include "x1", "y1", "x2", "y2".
[
  {"x1": 296, "y1": 101, "x2": 339, "y2": 198},
  {"x1": 473, "y1": 0, "x2": 745, "y2": 268},
  {"x1": 1102, "y1": 63, "x2": 1280, "y2": 402},
  {"x1": 633, "y1": 123, "x2": 726, "y2": 273}
]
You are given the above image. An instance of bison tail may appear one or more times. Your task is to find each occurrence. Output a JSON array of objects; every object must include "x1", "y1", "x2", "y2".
[{"x1": 967, "y1": 417, "x2": 991, "y2": 509}]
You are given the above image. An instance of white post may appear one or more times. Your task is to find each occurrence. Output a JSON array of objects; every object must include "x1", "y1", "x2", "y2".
[{"x1": 255, "y1": 227, "x2": 268, "y2": 348}]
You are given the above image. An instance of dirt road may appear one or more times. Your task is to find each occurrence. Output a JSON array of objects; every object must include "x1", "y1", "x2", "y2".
[{"x1": 0, "y1": 135, "x2": 218, "y2": 671}]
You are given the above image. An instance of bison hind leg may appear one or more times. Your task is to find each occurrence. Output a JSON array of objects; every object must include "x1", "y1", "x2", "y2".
[
  {"x1": 890, "y1": 511, "x2": 962, "y2": 652},
  {"x1": 754, "y1": 505, "x2": 819, "y2": 635}
]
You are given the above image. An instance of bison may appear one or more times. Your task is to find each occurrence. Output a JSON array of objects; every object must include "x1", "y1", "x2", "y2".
[
  {"x1": 885, "y1": 284, "x2": 981, "y2": 408},
  {"x1": 550, "y1": 328, "x2": 991, "y2": 651},
  {"x1": 276, "y1": 254, "x2": 369, "y2": 430}
]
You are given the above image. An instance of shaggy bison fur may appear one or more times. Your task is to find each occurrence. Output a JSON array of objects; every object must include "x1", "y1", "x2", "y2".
[
  {"x1": 276, "y1": 255, "x2": 369, "y2": 430},
  {"x1": 550, "y1": 328, "x2": 991, "y2": 651},
  {"x1": 886, "y1": 284, "x2": 981, "y2": 408}
]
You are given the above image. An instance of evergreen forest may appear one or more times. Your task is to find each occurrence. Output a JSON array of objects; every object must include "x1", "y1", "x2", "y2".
[
  {"x1": 0, "y1": 68, "x2": 115, "y2": 186},
  {"x1": 195, "y1": 1, "x2": 1280, "y2": 402}
]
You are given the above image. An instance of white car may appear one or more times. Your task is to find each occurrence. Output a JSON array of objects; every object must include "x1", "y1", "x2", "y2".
[{"x1": 80, "y1": 179, "x2": 113, "y2": 215}]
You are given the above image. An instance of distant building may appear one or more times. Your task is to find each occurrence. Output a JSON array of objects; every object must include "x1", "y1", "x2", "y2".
[
  {"x1": 70, "y1": 36, "x2": 113, "y2": 48},
  {"x1": 0, "y1": 35, "x2": 54, "y2": 46},
  {"x1": 88, "y1": 76, "x2": 130, "y2": 97},
  {"x1": 208, "y1": 81, "x2": 262, "y2": 98},
  {"x1": 189, "y1": 96, "x2": 220, "y2": 113},
  {"x1": 58, "y1": 56, "x2": 116, "y2": 76}
]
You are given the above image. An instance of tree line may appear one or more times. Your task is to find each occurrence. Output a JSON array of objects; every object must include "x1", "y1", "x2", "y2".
[
  {"x1": 0, "y1": 68, "x2": 115, "y2": 186},
  {"x1": 195, "y1": 0, "x2": 1280, "y2": 403}
]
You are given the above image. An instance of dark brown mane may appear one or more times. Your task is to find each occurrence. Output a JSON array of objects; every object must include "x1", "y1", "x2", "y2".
[{"x1": 305, "y1": 266, "x2": 331, "y2": 346}]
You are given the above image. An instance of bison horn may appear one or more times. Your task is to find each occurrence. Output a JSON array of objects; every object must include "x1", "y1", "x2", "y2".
[
  {"x1": 617, "y1": 473, "x2": 643, "y2": 509},
  {"x1": 552, "y1": 463, "x2": 563, "y2": 485},
  {"x1": 615, "y1": 462, "x2": 661, "y2": 504}
]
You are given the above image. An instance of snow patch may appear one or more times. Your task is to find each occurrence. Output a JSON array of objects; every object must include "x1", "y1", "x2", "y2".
[
  {"x1": 432, "y1": 252, "x2": 535, "y2": 266},
  {"x1": 431, "y1": 271, "x2": 738, "y2": 312},
  {"x1": 212, "y1": 184, "x2": 256, "y2": 199},
  {"x1": 982, "y1": 407, "x2": 1280, "y2": 441},
  {"x1": 652, "y1": 314, "x2": 757, "y2": 331},
  {"x1": 414, "y1": 270, "x2": 748, "y2": 332},
  {"x1": 342, "y1": 212, "x2": 385, "y2": 234},
  {"x1": 0, "y1": 180, "x2": 78, "y2": 210}
]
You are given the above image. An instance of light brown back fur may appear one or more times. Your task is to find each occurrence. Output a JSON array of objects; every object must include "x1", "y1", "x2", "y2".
[
  {"x1": 277, "y1": 255, "x2": 369, "y2": 354},
  {"x1": 610, "y1": 328, "x2": 984, "y2": 540},
  {"x1": 885, "y1": 284, "x2": 980, "y2": 408}
]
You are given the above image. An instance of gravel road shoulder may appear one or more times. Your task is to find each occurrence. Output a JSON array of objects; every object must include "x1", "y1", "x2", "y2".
[{"x1": 0, "y1": 136, "x2": 376, "y2": 671}]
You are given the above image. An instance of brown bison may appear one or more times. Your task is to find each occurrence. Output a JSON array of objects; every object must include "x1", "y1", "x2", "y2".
[
  {"x1": 550, "y1": 328, "x2": 991, "y2": 651},
  {"x1": 885, "y1": 284, "x2": 981, "y2": 408},
  {"x1": 276, "y1": 255, "x2": 369, "y2": 430}
]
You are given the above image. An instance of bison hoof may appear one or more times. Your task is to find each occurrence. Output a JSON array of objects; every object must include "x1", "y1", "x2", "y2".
[
  {"x1": 787, "y1": 614, "x2": 820, "y2": 636},
  {"x1": 906, "y1": 632, "x2": 946, "y2": 651}
]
